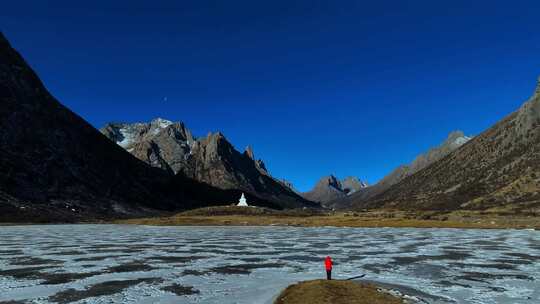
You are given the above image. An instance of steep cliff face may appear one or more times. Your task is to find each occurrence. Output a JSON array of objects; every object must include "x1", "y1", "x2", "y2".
[
  {"x1": 0, "y1": 32, "x2": 179, "y2": 221},
  {"x1": 363, "y1": 77, "x2": 540, "y2": 212},
  {"x1": 101, "y1": 119, "x2": 195, "y2": 174},
  {"x1": 180, "y1": 132, "x2": 317, "y2": 209}
]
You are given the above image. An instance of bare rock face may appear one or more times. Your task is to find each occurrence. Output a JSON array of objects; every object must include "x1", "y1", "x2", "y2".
[
  {"x1": 100, "y1": 119, "x2": 194, "y2": 174},
  {"x1": 244, "y1": 145, "x2": 255, "y2": 160},
  {"x1": 362, "y1": 77, "x2": 540, "y2": 212},
  {"x1": 101, "y1": 121, "x2": 314, "y2": 209},
  {"x1": 243, "y1": 145, "x2": 268, "y2": 174},
  {"x1": 329, "y1": 131, "x2": 471, "y2": 209},
  {"x1": 341, "y1": 176, "x2": 368, "y2": 194},
  {"x1": 303, "y1": 175, "x2": 368, "y2": 205}
]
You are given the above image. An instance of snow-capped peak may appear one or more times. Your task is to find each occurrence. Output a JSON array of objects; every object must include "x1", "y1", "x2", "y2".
[
  {"x1": 453, "y1": 135, "x2": 471, "y2": 146},
  {"x1": 152, "y1": 118, "x2": 173, "y2": 129},
  {"x1": 117, "y1": 127, "x2": 135, "y2": 148}
]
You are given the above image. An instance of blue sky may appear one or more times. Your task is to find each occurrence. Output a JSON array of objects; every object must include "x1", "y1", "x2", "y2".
[{"x1": 2, "y1": 0, "x2": 540, "y2": 191}]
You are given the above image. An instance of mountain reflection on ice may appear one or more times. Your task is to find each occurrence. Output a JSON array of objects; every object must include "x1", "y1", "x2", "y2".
[{"x1": 0, "y1": 225, "x2": 538, "y2": 303}]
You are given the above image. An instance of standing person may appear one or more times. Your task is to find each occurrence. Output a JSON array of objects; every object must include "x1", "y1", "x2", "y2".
[{"x1": 324, "y1": 256, "x2": 333, "y2": 280}]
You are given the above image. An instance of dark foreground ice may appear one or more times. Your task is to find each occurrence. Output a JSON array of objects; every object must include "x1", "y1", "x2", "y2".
[{"x1": 0, "y1": 225, "x2": 538, "y2": 303}]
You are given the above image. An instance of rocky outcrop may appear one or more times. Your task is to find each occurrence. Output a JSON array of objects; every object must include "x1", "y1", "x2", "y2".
[
  {"x1": 303, "y1": 175, "x2": 368, "y2": 205},
  {"x1": 244, "y1": 146, "x2": 268, "y2": 174},
  {"x1": 100, "y1": 119, "x2": 195, "y2": 175},
  {"x1": 341, "y1": 176, "x2": 368, "y2": 194},
  {"x1": 180, "y1": 132, "x2": 316, "y2": 209},
  {"x1": 329, "y1": 131, "x2": 471, "y2": 209},
  {"x1": 361, "y1": 77, "x2": 540, "y2": 212}
]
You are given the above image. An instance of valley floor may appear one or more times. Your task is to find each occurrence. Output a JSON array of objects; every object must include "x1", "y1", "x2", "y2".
[{"x1": 116, "y1": 207, "x2": 540, "y2": 229}]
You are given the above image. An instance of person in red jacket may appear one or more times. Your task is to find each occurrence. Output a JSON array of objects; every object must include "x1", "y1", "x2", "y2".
[{"x1": 324, "y1": 256, "x2": 333, "y2": 280}]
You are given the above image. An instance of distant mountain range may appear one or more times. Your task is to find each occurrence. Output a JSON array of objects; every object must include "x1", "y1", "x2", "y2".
[
  {"x1": 360, "y1": 78, "x2": 540, "y2": 212},
  {"x1": 328, "y1": 131, "x2": 472, "y2": 209},
  {"x1": 302, "y1": 176, "x2": 368, "y2": 205}
]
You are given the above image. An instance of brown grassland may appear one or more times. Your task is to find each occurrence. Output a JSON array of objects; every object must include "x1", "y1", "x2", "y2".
[
  {"x1": 116, "y1": 206, "x2": 540, "y2": 229},
  {"x1": 273, "y1": 280, "x2": 404, "y2": 304}
]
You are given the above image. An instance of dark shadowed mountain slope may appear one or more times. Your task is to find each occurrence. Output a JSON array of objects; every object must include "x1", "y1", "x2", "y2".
[
  {"x1": 329, "y1": 131, "x2": 471, "y2": 209},
  {"x1": 0, "y1": 33, "x2": 314, "y2": 222},
  {"x1": 101, "y1": 120, "x2": 316, "y2": 209},
  {"x1": 0, "y1": 32, "x2": 182, "y2": 221},
  {"x1": 303, "y1": 175, "x2": 368, "y2": 205},
  {"x1": 362, "y1": 77, "x2": 540, "y2": 212}
]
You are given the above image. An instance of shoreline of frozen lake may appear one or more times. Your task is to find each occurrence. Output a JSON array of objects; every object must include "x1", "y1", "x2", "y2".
[{"x1": 0, "y1": 225, "x2": 538, "y2": 303}]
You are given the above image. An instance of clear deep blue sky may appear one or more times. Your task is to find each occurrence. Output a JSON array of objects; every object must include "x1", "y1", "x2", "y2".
[{"x1": 2, "y1": 1, "x2": 540, "y2": 191}]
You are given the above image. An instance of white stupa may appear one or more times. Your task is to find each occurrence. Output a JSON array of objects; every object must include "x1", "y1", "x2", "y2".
[{"x1": 237, "y1": 193, "x2": 249, "y2": 207}]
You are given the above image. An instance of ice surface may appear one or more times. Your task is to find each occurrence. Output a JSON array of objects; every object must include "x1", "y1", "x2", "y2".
[{"x1": 0, "y1": 225, "x2": 538, "y2": 304}]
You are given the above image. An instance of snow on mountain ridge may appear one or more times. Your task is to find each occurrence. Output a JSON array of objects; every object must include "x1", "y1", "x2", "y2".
[{"x1": 152, "y1": 117, "x2": 173, "y2": 129}]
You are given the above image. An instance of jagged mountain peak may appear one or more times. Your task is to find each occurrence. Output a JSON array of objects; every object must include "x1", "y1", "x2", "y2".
[
  {"x1": 244, "y1": 145, "x2": 255, "y2": 160},
  {"x1": 317, "y1": 175, "x2": 342, "y2": 189},
  {"x1": 243, "y1": 146, "x2": 269, "y2": 174},
  {"x1": 100, "y1": 118, "x2": 313, "y2": 209},
  {"x1": 100, "y1": 118, "x2": 194, "y2": 153},
  {"x1": 151, "y1": 117, "x2": 173, "y2": 128},
  {"x1": 341, "y1": 176, "x2": 368, "y2": 194},
  {"x1": 303, "y1": 175, "x2": 369, "y2": 205}
]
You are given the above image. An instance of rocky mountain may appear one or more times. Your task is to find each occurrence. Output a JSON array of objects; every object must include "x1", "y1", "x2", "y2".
[
  {"x1": 278, "y1": 179, "x2": 299, "y2": 194},
  {"x1": 358, "y1": 77, "x2": 540, "y2": 212},
  {"x1": 329, "y1": 131, "x2": 471, "y2": 209},
  {"x1": 409, "y1": 131, "x2": 472, "y2": 173},
  {"x1": 342, "y1": 176, "x2": 369, "y2": 194},
  {"x1": 101, "y1": 120, "x2": 314, "y2": 209},
  {"x1": 100, "y1": 119, "x2": 195, "y2": 175},
  {"x1": 302, "y1": 175, "x2": 368, "y2": 205},
  {"x1": 0, "y1": 32, "x2": 185, "y2": 222},
  {"x1": 0, "y1": 32, "x2": 315, "y2": 222}
]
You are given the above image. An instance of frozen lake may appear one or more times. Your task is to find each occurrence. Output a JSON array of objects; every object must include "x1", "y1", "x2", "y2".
[{"x1": 0, "y1": 225, "x2": 538, "y2": 304}]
